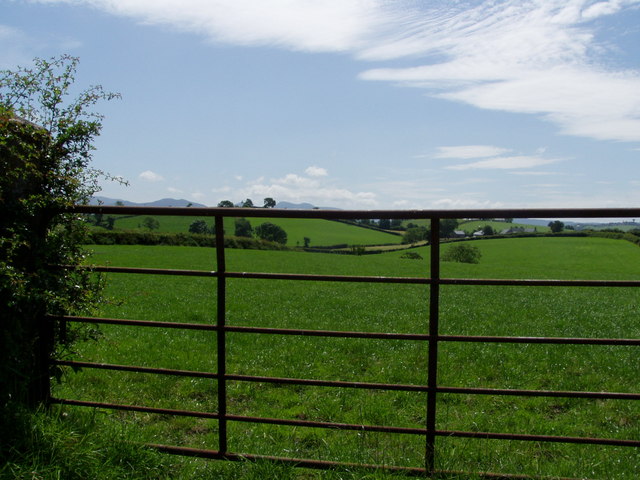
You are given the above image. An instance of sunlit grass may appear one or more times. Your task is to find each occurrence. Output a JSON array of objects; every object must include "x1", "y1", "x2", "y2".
[
  {"x1": 96, "y1": 215, "x2": 402, "y2": 247},
  {"x1": 51, "y1": 236, "x2": 640, "y2": 478}
]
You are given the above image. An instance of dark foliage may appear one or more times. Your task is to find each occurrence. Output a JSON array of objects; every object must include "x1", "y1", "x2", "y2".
[{"x1": 0, "y1": 56, "x2": 118, "y2": 407}]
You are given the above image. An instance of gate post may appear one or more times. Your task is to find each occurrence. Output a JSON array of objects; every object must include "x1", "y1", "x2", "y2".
[
  {"x1": 214, "y1": 215, "x2": 228, "y2": 453},
  {"x1": 425, "y1": 218, "x2": 440, "y2": 473}
]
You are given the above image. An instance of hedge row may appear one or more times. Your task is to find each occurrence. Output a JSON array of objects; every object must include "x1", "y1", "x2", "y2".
[
  {"x1": 85, "y1": 231, "x2": 288, "y2": 250},
  {"x1": 85, "y1": 228, "x2": 640, "y2": 251}
]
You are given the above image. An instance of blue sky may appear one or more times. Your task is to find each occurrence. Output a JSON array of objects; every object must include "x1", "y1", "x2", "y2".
[{"x1": 2, "y1": 0, "x2": 640, "y2": 212}]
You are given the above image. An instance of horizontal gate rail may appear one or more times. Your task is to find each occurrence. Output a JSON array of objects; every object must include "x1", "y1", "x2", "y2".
[
  {"x1": 51, "y1": 397, "x2": 640, "y2": 448},
  {"x1": 51, "y1": 206, "x2": 640, "y2": 479},
  {"x1": 52, "y1": 359, "x2": 640, "y2": 400},
  {"x1": 54, "y1": 314, "x2": 640, "y2": 346},
  {"x1": 68, "y1": 205, "x2": 640, "y2": 219},
  {"x1": 63, "y1": 264, "x2": 640, "y2": 287}
]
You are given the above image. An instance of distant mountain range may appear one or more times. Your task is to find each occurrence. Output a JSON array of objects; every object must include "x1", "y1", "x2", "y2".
[
  {"x1": 90, "y1": 196, "x2": 207, "y2": 208},
  {"x1": 91, "y1": 196, "x2": 337, "y2": 210}
]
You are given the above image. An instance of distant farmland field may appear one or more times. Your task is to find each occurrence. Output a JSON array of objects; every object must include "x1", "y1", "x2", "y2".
[
  {"x1": 96, "y1": 215, "x2": 402, "y2": 247},
  {"x1": 56, "y1": 236, "x2": 640, "y2": 478}
]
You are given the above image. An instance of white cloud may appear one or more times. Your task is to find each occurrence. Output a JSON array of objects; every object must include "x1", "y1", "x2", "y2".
[
  {"x1": 431, "y1": 198, "x2": 504, "y2": 209},
  {"x1": 239, "y1": 169, "x2": 376, "y2": 208},
  {"x1": 305, "y1": 165, "x2": 328, "y2": 177},
  {"x1": 509, "y1": 171, "x2": 559, "y2": 176},
  {"x1": 434, "y1": 145, "x2": 512, "y2": 159},
  {"x1": 42, "y1": 0, "x2": 396, "y2": 53},
  {"x1": 139, "y1": 170, "x2": 164, "y2": 182},
  {"x1": 167, "y1": 186, "x2": 183, "y2": 194},
  {"x1": 446, "y1": 155, "x2": 561, "y2": 171},
  {"x1": 0, "y1": 25, "x2": 34, "y2": 67},
  {"x1": 582, "y1": 1, "x2": 627, "y2": 20},
  {"x1": 359, "y1": 1, "x2": 640, "y2": 143},
  {"x1": 33, "y1": 0, "x2": 640, "y2": 143}
]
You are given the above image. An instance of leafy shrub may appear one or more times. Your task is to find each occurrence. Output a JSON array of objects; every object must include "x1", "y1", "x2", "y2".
[
  {"x1": 0, "y1": 56, "x2": 118, "y2": 406},
  {"x1": 234, "y1": 217, "x2": 253, "y2": 237},
  {"x1": 442, "y1": 243, "x2": 482, "y2": 264},
  {"x1": 400, "y1": 251, "x2": 423, "y2": 260},
  {"x1": 350, "y1": 245, "x2": 366, "y2": 255},
  {"x1": 255, "y1": 222, "x2": 287, "y2": 244},
  {"x1": 402, "y1": 226, "x2": 429, "y2": 244}
]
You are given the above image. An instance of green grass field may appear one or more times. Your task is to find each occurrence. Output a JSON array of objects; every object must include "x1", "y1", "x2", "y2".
[
  {"x1": 458, "y1": 219, "x2": 551, "y2": 234},
  {"x1": 95, "y1": 215, "x2": 402, "y2": 247},
  {"x1": 48, "y1": 236, "x2": 640, "y2": 479}
]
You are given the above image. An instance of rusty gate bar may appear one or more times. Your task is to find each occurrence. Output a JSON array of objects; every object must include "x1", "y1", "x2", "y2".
[
  {"x1": 214, "y1": 215, "x2": 228, "y2": 453},
  {"x1": 52, "y1": 314, "x2": 640, "y2": 346},
  {"x1": 63, "y1": 264, "x2": 640, "y2": 288},
  {"x1": 140, "y1": 445, "x2": 583, "y2": 480},
  {"x1": 425, "y1": 218, "x2": 440, "y2": 472},
  {"x1": 50, "y1": 205, "x2": 640, "y2": 479},
  {"x1": 51, "y1": 396, "x2": 640, "y2": 449},
  {"x1": 68, "y1": 205, "x2": 640, "y2": 219},
  {"x1": 51, "y1": 358, "x2": 640, "y2": 401}
]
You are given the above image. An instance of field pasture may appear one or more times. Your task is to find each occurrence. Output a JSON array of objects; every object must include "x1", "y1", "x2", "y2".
[
  {"x1": 53, "y1": 234, "x2": 640, "y2": 479},
  {"x1": 93, "y1": 214, "x2": 402, "y2": 247},
  {"x1": 457, "y1": 219, "x2": 551, "y2": 234}
]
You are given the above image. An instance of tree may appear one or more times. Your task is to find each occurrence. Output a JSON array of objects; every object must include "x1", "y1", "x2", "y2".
[
  {"x1": 234, "y1": 217, "x2": 253, "y2": 237},
  {"x1": 378, "y1": 218, "x2": 391, "y2": 229},
  {"x1": 188, "y1": 220, "x2": 208, "y2": 234},
  {"x1": 442, "y1": 244, "x2": 482, "y2": 264},
  {"x1": 390, "y1": 219, "x2": 403, "y2": 230},
  {"x1": 141, "y1": 217, "x2": 159, "y2": 231},
  {"x1": 303, "y1": 236, "x2": 311, "y2": 248},
  {"x1": 482, "y1": 225, "x2": 494, "y2": 236},
  {"x1": 241, "y1": 198, "x2": 254, "y2": 208},
  {"x1": 548, "y1": 220, "x2": 565, "y2": 233},
  {"x1": 255, "y1": 222, "x2": 287, "y2": 244},
  {"x1": 402, "y1": 226, "x2": 429, "y2": 244},
  {"x1": 217, "y1": 200, "x2": 234, "y2": 207},
  {"x1": 439, "y1": 218, "x2": 459, "y2": 238},
  {"x1": 1, "y1": 55, "x2": 118, "y2": 406},
  {"x1": 263, "y1": 197, "x2": 276, "y2": 208}
]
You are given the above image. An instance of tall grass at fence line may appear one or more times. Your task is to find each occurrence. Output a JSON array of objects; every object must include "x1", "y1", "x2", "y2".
[{"x1": 49, "y1": 236, "x2": 640, "y2": 478}]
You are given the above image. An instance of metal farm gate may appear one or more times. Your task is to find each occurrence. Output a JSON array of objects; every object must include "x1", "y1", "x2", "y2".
[{"x1": 49, "y1": 206, "x2": 640, "y2": 479}]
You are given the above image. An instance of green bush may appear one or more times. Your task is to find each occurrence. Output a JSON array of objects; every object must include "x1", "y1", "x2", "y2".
[
  {"x1": 0, "y1": 56, "x2": 118, "y2": 407},
  {"x1": 400, "y1": 251, "x2": 423, "y2": 260},
  {"x1": 442, "y1": 243, "x2": 482, "y2": 264},
  {"x1": 255, "y1": 222, "x2": 287, "y2": 245}
]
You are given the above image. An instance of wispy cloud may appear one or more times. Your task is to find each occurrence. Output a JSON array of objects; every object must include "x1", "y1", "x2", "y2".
[
  {"x1": 305, "y1": 165, "x2": 328, "y2": 177},
  {"x1": 139, "y1": 170, "x2": 164, "y2": 182},
  {"x1": 0, "y1": 25, "x2": 34, "y2": 67},
  {"x1": 358, "y1": 1, "x2": 640, "y2": 142},
  {"x1": 31, "y1": 0, "x2": 640, "y2": 143},
  {"x1": 434, "y1": 145, "x2": 512, "y2": 159},
  {"x1": 446, "y1": 155, "x2": 561, "y2": 171}
]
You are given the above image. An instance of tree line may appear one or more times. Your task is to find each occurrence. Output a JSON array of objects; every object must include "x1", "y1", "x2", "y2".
[
  {"x1": 217, "y1": 197, "x2": 276, "y2": 208},
  {"x1": 188, "y1": 217, "x2": 288, "y2": 245}
]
